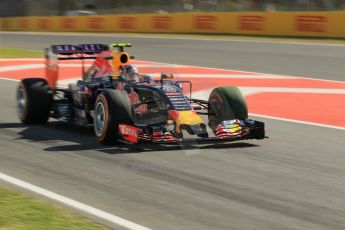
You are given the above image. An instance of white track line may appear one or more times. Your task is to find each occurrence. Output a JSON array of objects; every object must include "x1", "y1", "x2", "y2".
[
  {"x1": 0, "y1": 77, "x2": 19, "y2": 82},
  {"x1": 239, "y1": 87, "x2": 345, "y2": 95},
  {"x1": 147, "y1": 73, "x2": 294, "y2": 79},
  {"x1": 0, "y1": 64, "x2": 44, "y2": 72},
  {"x1": 5, "y1": 76, "x2": 343, "y2": 131},
  {"x1": 0, "y1": 172, "x2": 151, "y2": 230},
  {"x1": 249, "y1": 113, "x2": 345, "y2": 131},
  {"x1": 1, "y1": 58, "x2": 345, "y2": 84},
  {"x1": 0, "y1": 63, "x2": 184, "y2": 71},
  {"x1": 1, "y1": 60, "x2": 344, "y2": 130},
  {"x1": 152, "y1": 60, "x2": 345, "y2": 84},
  {"x1": 192, "y1": 87, "x2": 345, "y2": 99},
  {"x1": 0, "y1": 58, "x2": 160, "y2": 65},
  {"x1": 190, "y1": 88, "x2": 345, "y2": 131},
  {"x1": 0, "y1": 58, "x2": 44, "y2": 61}
]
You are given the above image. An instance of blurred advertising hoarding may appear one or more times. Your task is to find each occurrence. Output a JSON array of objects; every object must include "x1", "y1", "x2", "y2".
[{"x1": 1, "y1": 12, "x2": 344, "y2": 38}]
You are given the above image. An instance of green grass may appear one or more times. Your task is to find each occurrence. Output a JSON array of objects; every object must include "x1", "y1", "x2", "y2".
[
  {"x1": 0, "y1": 48, "x2": 42, "y2": 58},
  {"x1": 0, "y1": 186, "x2": 107, "y2": 230}
]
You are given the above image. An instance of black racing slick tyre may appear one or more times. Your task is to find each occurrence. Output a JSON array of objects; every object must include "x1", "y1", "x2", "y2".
[
  {"x1": 208, "y1": 86, "x2": 248, "y2": 130},
  {"x1": 17, "y1": 78, "x2": 52, "y2": 124},
  {"x1": 94, "y1": 90, "x2": 134, "y2": 144}
]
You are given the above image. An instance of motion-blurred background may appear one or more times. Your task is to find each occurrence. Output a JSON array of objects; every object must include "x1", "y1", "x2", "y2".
[
  {"x1": 1, "y1": 0, "x2": 345, "y2": 17},
  {"x1": 1, "y1": 1, "x2": 345, "y2": 230}
]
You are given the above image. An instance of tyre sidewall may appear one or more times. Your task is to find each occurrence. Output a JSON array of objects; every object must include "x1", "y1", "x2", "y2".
[
  {"x1": 94, "y1": 90, "x2": 134, "y2": 144},
  {"x1": 208, "y1": 86, "x2": 248, "y2": 130},
  {"x1": 17, "y1": 78, "x2": 52, "y2": 124},
  {"x1": 94, "y1": 93, "x2": 110, "y2": 143}
]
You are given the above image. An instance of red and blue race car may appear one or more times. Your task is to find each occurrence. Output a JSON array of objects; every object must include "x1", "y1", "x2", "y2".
[{"x1": 16, "y1": 43, "x2": 266, "y2": 144}]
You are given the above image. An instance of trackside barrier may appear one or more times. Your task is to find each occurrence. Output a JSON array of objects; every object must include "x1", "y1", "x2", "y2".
[{"x1": 0, "y1": 12, "x2": 344, "y2": 38}]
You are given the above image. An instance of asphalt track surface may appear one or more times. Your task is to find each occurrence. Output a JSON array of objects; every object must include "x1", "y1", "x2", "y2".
[
  {"x1": 1, "y1": 32, "x2": 345, "y2": 229},
  {"x1": 1, "y1": 32, "x2": 345, "y2": 81}
]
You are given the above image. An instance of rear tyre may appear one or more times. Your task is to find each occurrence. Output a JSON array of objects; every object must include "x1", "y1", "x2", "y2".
[
  {"x1": 208, "y1": 86, "x2": 248, "y2": 130},
  {"x1": 94, "y1": 90, "x2": 134, "y2": 144},
  {"x1": 17, "y1": 78, "x2": 52, "y2": 124}
]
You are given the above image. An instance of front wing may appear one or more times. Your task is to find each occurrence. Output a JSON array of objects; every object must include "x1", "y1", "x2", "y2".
[{"x1": 118, "y1": 119, "x2": 266, "y2": 144}]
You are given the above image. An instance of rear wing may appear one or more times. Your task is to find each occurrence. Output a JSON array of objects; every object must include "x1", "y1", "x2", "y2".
[
  {"x1": 46, "y1": 44, "x2": 109, "y2": 60},
  {"x1": 45, "y1": 43, "x2": 133, "y2": 88},
  {"x1": 45, "y1": 43, "x2": 110, "y2": 87}
]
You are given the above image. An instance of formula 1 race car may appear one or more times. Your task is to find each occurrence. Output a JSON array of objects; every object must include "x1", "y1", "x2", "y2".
[{"x1": 16, "y1": 43, "x2": 265, "y2": 144}]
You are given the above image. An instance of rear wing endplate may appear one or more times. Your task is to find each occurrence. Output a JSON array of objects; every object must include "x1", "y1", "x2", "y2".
[{"x1": 46, "y1": 44, "x2": 109, "y2": 60}]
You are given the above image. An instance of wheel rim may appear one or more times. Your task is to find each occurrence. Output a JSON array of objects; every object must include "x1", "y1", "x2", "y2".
[
  {"x1": 94, "y1": 101, "x2": 106, "y2": 136},
  {"x1": 17, "y1": 86, "x2": 26, "y2": 119}
]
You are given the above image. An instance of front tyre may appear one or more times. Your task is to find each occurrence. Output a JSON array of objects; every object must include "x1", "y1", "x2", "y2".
[
  {"x1": 17, "y1": 78, "x2": 52, "y2": 124},
  {"x1": 208, "y1": 86, "x2": 248, "y2": 130},
  {"x1": 94, "y1": 90, "x2": 134, "y2": 144}
]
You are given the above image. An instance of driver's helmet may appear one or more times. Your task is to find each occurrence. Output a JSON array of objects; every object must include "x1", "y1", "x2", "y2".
[{"x1": 119, "y1": 65, "x2": 139, "y2": 83}]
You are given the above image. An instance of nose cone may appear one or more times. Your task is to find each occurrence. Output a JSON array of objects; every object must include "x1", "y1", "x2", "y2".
[
  {"x1": 172, "y1": 110, "x2": 207, "y2": 135},
  {"x1": 180, "y1": 124, "x2": 207, "y2": 136}
]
